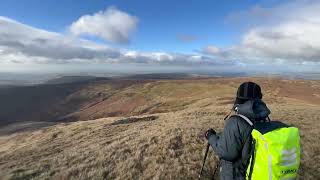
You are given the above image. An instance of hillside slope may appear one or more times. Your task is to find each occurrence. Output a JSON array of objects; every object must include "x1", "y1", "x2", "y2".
[{"x1": 0, "y1": 77, "x2": 320, "y2": 179}]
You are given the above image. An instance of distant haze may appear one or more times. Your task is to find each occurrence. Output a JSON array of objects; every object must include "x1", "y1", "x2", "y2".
[{"x1": 1, "y1": 70, "x2": 320, "y2": 86}]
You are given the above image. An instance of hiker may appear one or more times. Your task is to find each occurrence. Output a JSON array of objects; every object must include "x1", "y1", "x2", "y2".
[{"x1": 204, "y1": 82, "x2": 300, "y2": 180}]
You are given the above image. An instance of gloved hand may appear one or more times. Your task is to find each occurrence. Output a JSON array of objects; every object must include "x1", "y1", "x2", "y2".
[{"x1": 205, "y1": 128, "x2": 216, "y2": 140}]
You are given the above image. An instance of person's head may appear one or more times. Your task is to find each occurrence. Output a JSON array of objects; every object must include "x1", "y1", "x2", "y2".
[{"x1": 234, "y1": 82, "x2": 262, "y2": 106}]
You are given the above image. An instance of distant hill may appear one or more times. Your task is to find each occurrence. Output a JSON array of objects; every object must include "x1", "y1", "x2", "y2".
[
  {"x1": 0, "y1": 72, "x2": 57, "y2": 85},
  {"x1": 120, "y1": 73, "x2": 198, "y2": 80},
  {"x1": 0, "y1": 79, "x2": 30, "y2": 86},
  {"x1": 1, "y1": 75, "x2": 320, "y2": 126},
  {"x1": 0, "y1": 76, "x2": 110, "y2": 125},
  {"x1": 44, "y1": 76, "x2": 109, "y2": 84},
  {"x1": 0, "y1": 74, "x2": 203, "y2": 125}
]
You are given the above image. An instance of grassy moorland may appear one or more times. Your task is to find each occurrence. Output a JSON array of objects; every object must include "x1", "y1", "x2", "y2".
[{"x1": 0, "y1": 77, "x2": 319, "y2": 179}]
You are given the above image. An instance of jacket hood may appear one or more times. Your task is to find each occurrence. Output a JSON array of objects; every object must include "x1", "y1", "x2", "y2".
[{"x1": 236, "y1": 99, "x2": 271, "y2": 120}]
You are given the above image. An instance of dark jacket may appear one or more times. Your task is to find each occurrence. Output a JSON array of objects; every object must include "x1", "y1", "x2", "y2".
[{"x1": 208, "y1": 99, "x2": 271, "y2": 180}]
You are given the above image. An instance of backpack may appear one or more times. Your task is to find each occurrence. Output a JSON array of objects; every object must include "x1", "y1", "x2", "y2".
[{"x1": 235, "y1": 114, "x2": 301, "y2": 180}]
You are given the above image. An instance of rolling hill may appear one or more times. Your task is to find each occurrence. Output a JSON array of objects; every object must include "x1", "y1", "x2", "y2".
[{"x1": 0, "y1": 76, "x2": 319, "y2": 179}]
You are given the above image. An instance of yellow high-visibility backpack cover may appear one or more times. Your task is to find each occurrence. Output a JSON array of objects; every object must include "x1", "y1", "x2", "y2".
[{"x1": 247, "y1": 126, "x2": 301, "y2": 180}]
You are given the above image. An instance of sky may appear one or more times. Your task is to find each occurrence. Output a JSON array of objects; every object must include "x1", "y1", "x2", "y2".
[{"x1": 0, "y1": 0, "x2": 319, "y2": 74}]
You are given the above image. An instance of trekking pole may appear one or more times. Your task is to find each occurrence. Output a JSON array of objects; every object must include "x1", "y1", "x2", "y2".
[
  {"x1": 198, "y1": 142, "x2": 210, "y2": 179},
  {"x1": 211, "y1": 157, "x2": 220, "y2": 180}
]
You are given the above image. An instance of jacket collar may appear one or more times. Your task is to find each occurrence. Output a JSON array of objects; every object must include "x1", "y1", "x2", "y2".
[{"x1": 235, "y1": 99, "x2": 271, "y2": 120}]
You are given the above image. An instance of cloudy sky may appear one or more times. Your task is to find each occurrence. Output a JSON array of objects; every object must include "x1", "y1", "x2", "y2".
[{"x1": 0, "y1": 0, "x2": 319, "y2": 74}]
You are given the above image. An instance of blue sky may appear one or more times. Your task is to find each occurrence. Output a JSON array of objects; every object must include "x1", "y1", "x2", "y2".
[
  {"x1": 0, "y1": 0, "x2": 284, "y2": 52},
  {"x1": 0, "y1": 0, "x2": 319, "y2": 73}
]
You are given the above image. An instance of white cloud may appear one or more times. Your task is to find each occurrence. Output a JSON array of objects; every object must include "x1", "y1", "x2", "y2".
[
  {"x1": 0, "y1": 16, "x2": 221, "y2": 66},
  {"x1": 120, "y1": 51, "x2": 219, "y2": 65},
  {"x1": 201, "y1": 45, "x2": 221, "y2": 55},
  {"x1": 204, "y1": 1, "x2": 320, "y2": 63},
  {"x1": 241, "y1": 22, "x2": 320, "y2": 61},
  {"x1": 69, "y1": 7, "x2": 138, "y2": 44},
  {"x1": 0, "y1": 16, "x2": 120, "y2": 62}
]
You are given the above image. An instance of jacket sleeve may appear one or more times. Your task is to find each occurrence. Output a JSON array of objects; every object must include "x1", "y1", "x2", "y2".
[{"x1": 208, "y1": 117, "x2": 244, "y2": 162}]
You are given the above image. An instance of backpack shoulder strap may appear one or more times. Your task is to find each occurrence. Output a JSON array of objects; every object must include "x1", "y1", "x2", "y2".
[
  {"x1": 232, "y1": 114, "x2": 253, "y2": 126},
  {"x1": 231, "y1": 114, "x2": 255, "y2": 176}
]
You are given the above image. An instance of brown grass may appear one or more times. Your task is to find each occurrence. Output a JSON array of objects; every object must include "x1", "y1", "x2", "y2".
[{"x1": 0, "y1": 77, "x2": 319, "y2": 179}]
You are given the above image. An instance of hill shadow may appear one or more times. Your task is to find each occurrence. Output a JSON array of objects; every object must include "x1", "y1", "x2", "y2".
[{"x1": 0, "y1": 121, "x2": 58, "y2": 136}]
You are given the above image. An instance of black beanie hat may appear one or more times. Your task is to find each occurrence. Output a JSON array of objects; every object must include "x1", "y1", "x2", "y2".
[{"x1": 234, "y1": 82, "x2": 262, "y2": 105}]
